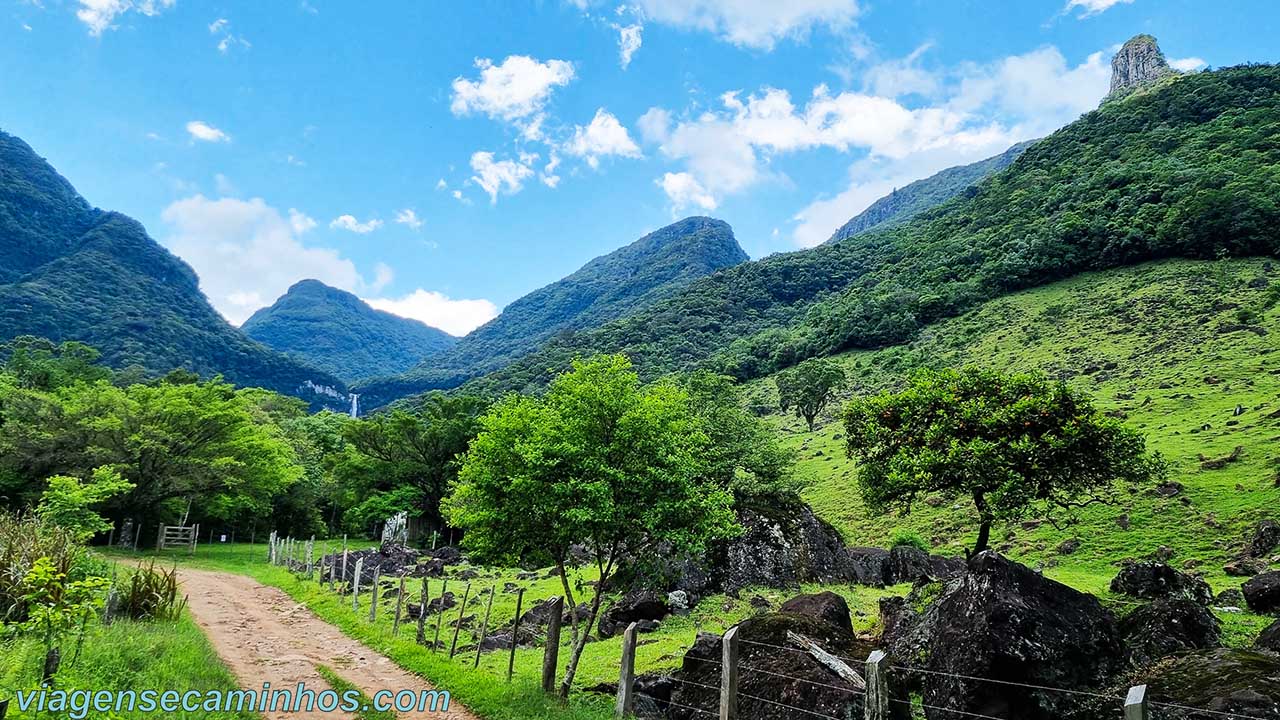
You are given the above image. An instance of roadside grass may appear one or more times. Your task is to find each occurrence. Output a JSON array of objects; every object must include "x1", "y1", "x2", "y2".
[
  {"x1": 0, "y1": 613, "x2": 259, "y2": 720},
  {"x1": 314, "y1": 666, "x2": 397, "y2": 720}
]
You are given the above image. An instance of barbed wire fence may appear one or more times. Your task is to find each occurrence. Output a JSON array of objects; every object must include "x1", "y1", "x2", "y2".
[{"x1": 260, "y1": 533, "x2": 1269, "y2": 720}]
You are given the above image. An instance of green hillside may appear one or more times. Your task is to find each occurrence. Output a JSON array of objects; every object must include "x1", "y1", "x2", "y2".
[
  {"x1": 758, "y1": 258, "x2": 1278, "y2": 592},
  {"x1": 825, "y1": 139, "x2": 1035, "y2": 243},
  {"x1": 243, "y1": 279, "x2": 457, "y2": 383},
  {"x1": 461, "y1": 64, "x2": 1280, "y2": 397},
  {"x1": 356, "y1": 216, "x2": 749, "y2": 405},
  {"x1": 0, "y1": 130, "x2": 350, "y2": 409}
]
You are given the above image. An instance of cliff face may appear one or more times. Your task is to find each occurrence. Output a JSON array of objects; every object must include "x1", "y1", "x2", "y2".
[{"x1": 1110, "y1": 34, "x2": 1175, "y2": 96}]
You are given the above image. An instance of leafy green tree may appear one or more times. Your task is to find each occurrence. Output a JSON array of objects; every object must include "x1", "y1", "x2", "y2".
[
  {"x1": 18, "y1": 556, "x2": 109, "y2": 680},
  {"x1": 843, "y1": 368, "x2": 1166, "y2": 557},
  {"x1": 36, "y1": 467, "x2": 133, "y2": 541},
  {"x1": 776, "y1": 357, "x2": 847, "y2": 431},
  {"x1": 0, "y1": 336, "x2": 110, "y2": 391},
  {"x1": 679, "y1": 370, "x2": 799, "y2": 502},
  {"x1": 446, "y1": 355, "x2": 737, "y2": 698},
  {"x1": 341, "y1": 393, "x2": 486, "y2": 535}
]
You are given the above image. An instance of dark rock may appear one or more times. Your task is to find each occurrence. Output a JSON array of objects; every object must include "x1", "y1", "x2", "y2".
[
  {"x1": 1155, "y1": 481, "x2": 1185, "y2": 497},
  {"x1": 667, "y1": 614, "x2": 873, "y2": 720},
  {"x1": 598, "y1": 591, "x2": 671, "y2": 639},
  {"x1": 846, "y1": 547, "x2": 891, "y2": 586},
  {"x1": 1058, "y1": 539, "x2": 1082, "y2": 555},
  {"x1": 635, "y1": 619, "x2": 661, "y2": 633},
  {"x1": 778, "y1": 592, "x2": 853, "y2": 637},
  {"x1": 1116, "y1": 514, "x2": 1131, "y2": 530},
  {"x1": 749, "y1": 595, "x2": 771, "y2": 611},
  {"x1": 1228, "y1": 558, "x2": 1269, "y2": 577},
  {"x1": 1153, "y1": 545, "x2": 1176, "y2": 563},
  {"x1": 1109, "y1": 35, "x2": 1176, "y2": 96},
  {"x1": 1119, "y1": 598, "x2": 1222, "y2": 668},
  {"x1": 888, "y1": 545, "x2": 934, "y2": 585},
  {"x1": 1216, "y1": 589, "x2": 1246, "y2": 607},
  {"x1": 1127, "y1": 649, "x2": 1280, "y2": 719},
  {"x1": 1244, "y1": 572, "x2": 1280, "y2": 614},
  {"x1": 1110, "y1": 562, "x2": 1214, "y2": 606},
  {"x1": 887, "y1": 552, "x2": 1122, "y2": 720},
  {"x1": 1249, "y1": 521, "x2": 1280, "y2": 558},
  {"x1": 1258, "y1": 619, "x2": 1280, "y2": 652}
]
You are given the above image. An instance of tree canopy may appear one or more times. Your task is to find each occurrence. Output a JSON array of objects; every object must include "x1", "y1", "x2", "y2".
[
  {"x1": 843, "y1": 367, "x2": 1166, "y2": 556},
  {"x1": 776, "y1": 357, "x2": 847, "y2": 431}
]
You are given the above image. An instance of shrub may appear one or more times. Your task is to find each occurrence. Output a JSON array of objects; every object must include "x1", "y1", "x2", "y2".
[
  {"x1": 890, "y1": 529, "x2": 930, "y2": 553},
  {"x1": 112, "y1": 562, "x2": 186, "y2": 622},
  {"x1": 0, "y1": 512, "x2": 80, "y2": 624}
]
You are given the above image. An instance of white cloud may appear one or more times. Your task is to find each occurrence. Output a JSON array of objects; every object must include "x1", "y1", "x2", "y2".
[
  {"x1": 395, "y1": 208, "x2": 424, "y2": 230},
  {"x1": 161, "y1": 195, "x2": 388, "y2": 325},
  {"x1": 1063, "y1": 0, "x2": 1133, "y2": 18},
  {"x1": 470, "y1": 151, "x2": 535, "y2": 203},
  {"x1": 450, "y1": 55, "x2": 575, "y2": 134},
  {"x1": 565, "y1": 109, "x2": 642, "y2": 168},
  {"x1": 658, "y1": 172, "x2": 717, "y2": 211},
  {"x1": 632, "y1": 0, "x2": 860, "y2": 50},
  {"x1": 617, "y1": 23, "x2": 643, "y2": 68},
  {"x1": 288, "y1": 208, "x2": 317, "y2": 234},
  {"x1": 862, "y1": 42, "x2": 940, "y2": 99},
  {"x1": 365, "y1": 291, "x2": 498, "y2": 336},
  {"x1": 788, "y1": 45, "x2": 1110, "y2": 248},
  {"x1": 1170, "y1": 56, "x2": 1207, "y2": 72},
  {"x1": 208, "y1": 18, "x2": 227, "y2": 33},
  {"x1": 542, "y1": 154, "x2": 562, "y2": 188},
  {"x1": 435, "y1": 178, "x2": 448, "y2": 190},
  {"x1": 186, "y1": 120, "x2": 230, "y2": 143},
  {"x1": 330, "y1": 214, "x2": 383, "y2": 234},
  {"x1": 75, "y1": 0, "x2": 174, "y2": 36}
]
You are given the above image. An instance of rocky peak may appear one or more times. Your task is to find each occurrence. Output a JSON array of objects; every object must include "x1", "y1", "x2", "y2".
[{"x1": 1110, "y1": 34, "x2": 1174, "y2": 96}]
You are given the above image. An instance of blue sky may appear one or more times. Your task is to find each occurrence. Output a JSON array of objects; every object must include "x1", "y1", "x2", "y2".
[{"x1": 1, "y1": 0, "x2": 1274, "y2": 334}]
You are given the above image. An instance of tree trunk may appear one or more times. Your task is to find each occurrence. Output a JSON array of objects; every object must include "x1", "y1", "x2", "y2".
[
  {"x1": 558, "y1": 583, "x2": 606, "y2": 700},
  {"x1": 555, "y1": 561, "x2": 580, "y2": 647},
  {"x1": 970, "y1": 491, "x2": 992, "y2": 558},
  {"x1": 42, "y1": 647, "x2": 61, "y2": 683}
]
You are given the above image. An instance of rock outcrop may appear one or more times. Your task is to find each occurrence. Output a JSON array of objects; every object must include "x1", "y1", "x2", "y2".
[
  {"x1": 1119, "y1": 598, "x2": 1222, "y2": 668},
  {"x1": 1110, "y1": 562, "x2": 1214, "y2": 606},
  {"x1": 778, "y1": 592, "x2": 853, "y2": 637},
  {"x1": 597, "y1": 590, "x2": 671, "y2": 639},
  {"x1": 1109, "y1": 34, "x2": 1176, "y2": 97},
  {"x1": 1129, "y1": 649, "x2": 1280, "y2": 719},
  {"x1": 1244, "y1": 572, "x2": 1280, "y2": 614},
  {"x1": 1258, "y1": 619, "x2": 1280, "y2": 652},
  {"x1": 885, "y1": 552, "x2": 1123, "y2": 720}
]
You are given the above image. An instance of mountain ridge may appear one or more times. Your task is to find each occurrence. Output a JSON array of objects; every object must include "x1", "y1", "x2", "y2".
[
  {"x1": 242, "y1": 279, "x2": 457, "y2": 383},
  {"x1": 0, "y1": 129, "x2": 350, "y2": 409}
]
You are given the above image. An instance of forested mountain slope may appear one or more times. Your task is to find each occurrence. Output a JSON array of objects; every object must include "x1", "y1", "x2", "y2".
[
  {"x1": 460, "y1": 63, "x2": 1280, "y2": 397},
  {"x1": 825, "y1": 139, "x2": 1036, "y2": 244},
  {"x1": 243, "y1": 279, "x2": 457, "y2": 383},
  {"x1": 0, "y1": 131, "x2": 349, "y2": 408},
  {"x1": 356, "y1": 216, "x2": 749, "y2": 405},
  {"x1": 763, "y1": 258, "x2": 1280, "y2": 593}
]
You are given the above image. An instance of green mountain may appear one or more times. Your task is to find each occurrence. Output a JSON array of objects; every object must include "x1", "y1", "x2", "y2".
[
  {"x1": 356, "y1": 215, "x2": 749, "y2": 405},
  {"x1": 0, "y1": 130, "x2": 350, "y2": 408},
  {"x1": 825, "y1": 140, "x2": 1036, "y2": 244},
  {"x1": 242, "y1": 279, "x2": 457, "y2": 383},
  {"x1": 460, "y1": 60, "x2": 1280, "y2": 396}
]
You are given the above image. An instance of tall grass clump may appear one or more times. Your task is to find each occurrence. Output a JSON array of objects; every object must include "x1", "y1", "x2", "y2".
[
  {"x1": 0, "y1": 511, "x2": 81, "y2": 624},
  {"x1": 113, "y1": 561, "x2": 187, "y2": 621}
]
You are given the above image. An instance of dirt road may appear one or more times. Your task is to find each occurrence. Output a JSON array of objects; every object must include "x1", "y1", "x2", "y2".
[{"x1": 180, "y1": 568, "x2": 477, "y2": 720}]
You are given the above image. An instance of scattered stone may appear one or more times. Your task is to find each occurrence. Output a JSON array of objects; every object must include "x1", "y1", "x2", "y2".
[
  {"x1": 598, "y1": 591, "x2": 671, "y2": 639},
  {"x1": 1110, "y1": 562, "x2": 1214, "y2": 606},
  {"x1": 1200, "y1": 446, "x2": 1244, "y2": 470},
  {"x1": 1226, "y1": 558, "x2": 1268, "y2": 577},
  {"x1": 1119, "y1": 598, "x2": 1222, "y2": 668},
  {"x1": 1125, "y1": 649, "x2": 1280, "y2": 719},
  {"x1": 1154, "y1": 481, "x2": 1185, "y2": 498},
  {"x1": 749, "y1": 595, "x2": 771, "y2": 611},
  {"x1": 778, "y1": 592, "x2": 853, "y2": 637},
  {"x1": 1258, "y1": 619, "x2": 1280, "y2": 652},
  {"x1": 1243, "y1": 572, "x2": 1280, "y2": 614},
  {"x1": 667, "y1": 590, "x2": 689, "y2": 613},
  {"x1": 1248, "y1": 520, "x2": 1280, "y2": 558},
  {"x1": 1116, "y1": 514, "x2": 1131, "y2": 531},
  {"x1": 1217, "y1": 589, "x2": 1246, "y2": 607},
  {"x1": 1153, "y1": 545, "x2": 1176, "y2": 563},
  {"x1": 1057, "y1": 539, "x2": 1082, "y2": 555}
]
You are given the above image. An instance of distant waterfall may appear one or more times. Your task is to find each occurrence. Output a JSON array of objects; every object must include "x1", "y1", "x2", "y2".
[{"x1": 349, "y1": 393, "x2": 360, "y2": 418}]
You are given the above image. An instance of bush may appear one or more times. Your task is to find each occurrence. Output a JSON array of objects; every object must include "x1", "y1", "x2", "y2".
[
  {"x1": 112, "y1": 561, "x2": 186, "y2": 622},
  {"x1": 890, "y1": 529, "x2": 930, "y2": 553},
  {"x1": 0, "y1": 512, "x2": 80, "y2": 624}
]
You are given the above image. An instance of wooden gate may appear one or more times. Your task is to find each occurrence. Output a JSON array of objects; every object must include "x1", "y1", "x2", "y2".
[{"x1": 156, "y1": 524, "x2": 199, "y2": 554}]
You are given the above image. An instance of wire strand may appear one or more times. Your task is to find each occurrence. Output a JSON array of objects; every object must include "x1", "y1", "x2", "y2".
[
  {"x1": 1150, "y1": 700, "x2": 1275, "y2": 720},
  {"x1": 738, "y1": 691, "x2": 845, "y2": 720},
  {"x1": 888, "y1": 665, "x2": 1126, "y2": 702},
  {"x1": 635, "y1": 692, "x2": 715, "y2": 717},
  {"x1": 739, "y1": 663, "x2": 866, "y2": 695},
  {"x1": 891, "y1": 697, "x2": 1009, "y2": 720}
]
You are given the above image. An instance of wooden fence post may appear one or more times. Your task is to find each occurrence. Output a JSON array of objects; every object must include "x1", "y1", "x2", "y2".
[
  {"x1": 1124, "y1": 685, "x2": 1149, "y2": 720},
  {"x1": 369, "y1": 569, "x2": 381, "y2": 622},
  {"x1": 719, "y1": 626, "x2": 739, "y2": 720},
  {"x1": 416, "y1": 578, "x2": 429, "y2": 645},
  {"x1": 865, "y1": 650, "x2": 891, "y2": 720},
  {"x1": 474, "y1": 587, "x2": 496, "y2": 669},
  {"x1": 340, "y1": 550, "x2": 348, "y2": 593},
  {"x1": 449, "y1": 583, "x2": 472, "y2": 658},
  {"x1": 392, "y1": 574, "x2": 407, "y2": 635},
  {"x1": 508, "y1": 588, "x2": 524, "y2": 682},
  {"x1": 352, "y1": 558, "x2": 363, "y2": 614},
  {"x1": 156, "y1": 524, "x2": 165, "y2": 552},
  {"x1": 615, "y1": 621, "x2": 639, "y2": 719},
  {"x1": 433, "y1": 579, "x2": 448, "y2": 651},
  {"x1": 541, "y1": 596, "x2": 564, "y2": 693}
]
